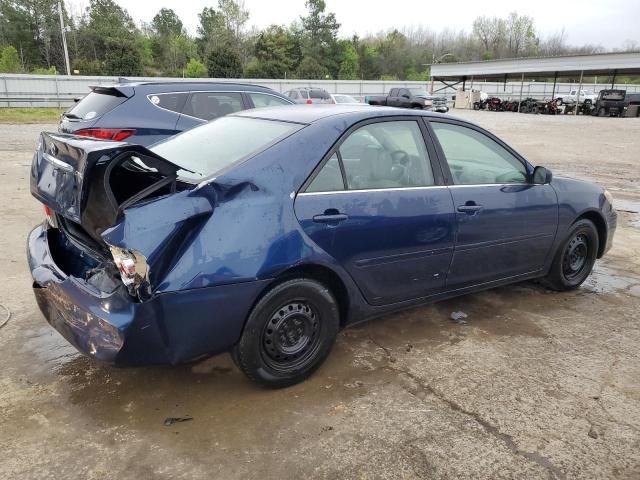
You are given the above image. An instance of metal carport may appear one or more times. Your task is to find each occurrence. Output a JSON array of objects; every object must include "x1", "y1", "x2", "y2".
[{"x1": 430, "y1": 52, "x2": 640, "y2": 113}]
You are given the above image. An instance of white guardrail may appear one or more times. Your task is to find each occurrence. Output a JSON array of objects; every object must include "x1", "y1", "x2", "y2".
[{"x1": 0, "y1": 74, "x2": 639, "y2": 108}]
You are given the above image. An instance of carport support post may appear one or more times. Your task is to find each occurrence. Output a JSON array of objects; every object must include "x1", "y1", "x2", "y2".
[
  {"x1": 574, "y1": 70, "x2": 584, "y2": 116},
  {"x1": 551, "y1": 72, "x2": 558, "y2": 100},
  {"x1": 517, "y1": 73, "x2": 524, "y2": 113},
  {"x1": 611, "y1": 70, "x2": 617, "y2": 88}
]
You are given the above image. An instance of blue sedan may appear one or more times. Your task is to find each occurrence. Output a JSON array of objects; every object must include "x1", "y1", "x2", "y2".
[{"x1": 28, "y1": 105, "x2": 617, "y2": 387}]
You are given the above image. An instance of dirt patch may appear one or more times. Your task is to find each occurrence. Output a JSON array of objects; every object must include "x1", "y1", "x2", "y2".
[{"x1": 1, "y1": 115, "x2": 639, "y2": 480}]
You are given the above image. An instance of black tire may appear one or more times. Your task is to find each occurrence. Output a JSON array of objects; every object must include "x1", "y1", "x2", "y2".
[
  {"x1": 541, "y1": 219, "x2": 599, "y2": 291},
  {"x1": 556, "y1": 98, "x2": 563, "y2": 105},
  {"x1": 598, "y1": 107, "x2": 606, "y2": 117},
  {"x1": 232, "y1": 278, "x2": 340, "y2": 388}
]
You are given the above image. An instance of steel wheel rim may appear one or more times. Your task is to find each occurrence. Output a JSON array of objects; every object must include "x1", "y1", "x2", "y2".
[
  {"x1": 562, "y1": 233, "x2": 590, "y2": 280},
  {"x1": 261, "y1": 300, "x2": 321, "y2": 372}
]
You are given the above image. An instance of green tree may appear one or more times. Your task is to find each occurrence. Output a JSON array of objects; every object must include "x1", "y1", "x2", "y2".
[
  {"x1": 184, "y1": 57, "x2": 207, "y2": 77},
  {"x1": 299, "y1": 0, "x2": 340, "y2": 77},
  {"x1": 152, "y1": 8, "x2": 184, "y2": 37},
  {"x1": 338, "y1": 43, "x2": 359, "y2": 79},
  {"x1": 206, "y1": 43, "x2": 242, "y2": 77},
  {"x1": 103, "y1": 37, "x2": 142, "y2": 76},
  {"x1": 0, "y1": 0, "x2": 71, "y2": 71},
  {"x1": 218, "y1": 0, "x2": 249, "y2": 40},
  {"x1": 31, "y1": 66, "x2": 57, "y2": 74},
  {"x1": 0, "y1": 45, "x2": 21, "y2": 72},
  {"x1": 245, "y1": 25, "x2": 299, "y2": 78},
  {"x1": 357, "y1": 43, "x2": 382, "y2": 80},
  {"x1": 295, "y1": 55, "x2": 328, "y2": 79}
]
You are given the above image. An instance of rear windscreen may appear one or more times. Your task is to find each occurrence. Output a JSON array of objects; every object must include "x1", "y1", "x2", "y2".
[
  {"x1": 601, "y1": 91, "x2": 625, "y2": 101},
  {"x1": 309, "y1": 89, "x2": 330, "y2": 100},
  {"x1": 150, "y1": 116, "x2": 302, "y2": 181},
  {"x1": 67, "y1": 91, "x2": 127, "y2": 120}
]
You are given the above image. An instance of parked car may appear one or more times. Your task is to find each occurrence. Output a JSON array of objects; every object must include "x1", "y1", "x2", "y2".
[
  {"x1": 592, "y1": 89, "x2": 626, "y2": 117},
  {"x1": 28, "y1": 105, "x2": 617, "y2": 387},
  {"x1": 330, "y1": 93, "x2": 366, "y2": 105},
  {"x1": 556, "y1": 89, "x2": 597, "y2": 105},
  {"x1": 368, "y1": 88, "x2": 449, "y2": 112},
  {"x1": 59, "y1": 81, "x2": 294, "y2": 146},
  {"x1": 285, "y1": 87, "x2": 334, "y2": 104}
]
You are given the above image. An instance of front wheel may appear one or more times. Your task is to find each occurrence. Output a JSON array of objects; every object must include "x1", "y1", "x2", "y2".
[
  {"x1": 232, "y1": 278, "x2": 340, "y2": 388},
  {"x1": 541, "y1": 219, "x2": 599, "y2": 291}
]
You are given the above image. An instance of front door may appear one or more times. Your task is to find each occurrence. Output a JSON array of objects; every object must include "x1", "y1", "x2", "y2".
[
  {"x1": 295, "y1": 119, "x2": 456, "y2": 306},
  {"x1": 428, "y1": 120, "x2": 558, "y2": 288}
]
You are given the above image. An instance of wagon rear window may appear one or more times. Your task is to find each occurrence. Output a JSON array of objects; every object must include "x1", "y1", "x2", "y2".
[
  {"x1": 150, "y1": 116, "x2": 301, "y2": 180},
  {"x1": 67, "y1": 91, "x2": 127, "y2": 120}
]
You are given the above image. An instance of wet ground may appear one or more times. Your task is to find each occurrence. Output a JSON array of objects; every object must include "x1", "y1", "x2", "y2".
[{"x1": 1, "y1": 112, "x2": 639, "y2": 479}]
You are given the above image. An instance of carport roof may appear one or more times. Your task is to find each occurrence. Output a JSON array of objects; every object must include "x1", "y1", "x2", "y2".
[{"x1": 431, "y1": 52, "x2": 640, "y2": 79}]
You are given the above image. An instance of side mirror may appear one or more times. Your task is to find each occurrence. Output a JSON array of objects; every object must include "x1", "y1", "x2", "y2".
[{"x1": 532, "y1": 166, "x2": 553, "y2": 184}]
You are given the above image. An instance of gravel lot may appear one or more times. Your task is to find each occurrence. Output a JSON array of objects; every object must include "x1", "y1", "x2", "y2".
[{"x1": 1, "y1": 111, "x2": 639, "y2": 480}]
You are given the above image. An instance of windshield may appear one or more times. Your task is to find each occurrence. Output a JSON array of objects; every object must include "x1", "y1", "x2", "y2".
[
  {"x1": 334, "y1": 95, "x2": 358, "y2": 103},
  {"x1": 150, "y1": 116, "x2": 301, "y2": 181},
  {"x1": 408, "y1": 89, "x2": 429, "y2": 97}
]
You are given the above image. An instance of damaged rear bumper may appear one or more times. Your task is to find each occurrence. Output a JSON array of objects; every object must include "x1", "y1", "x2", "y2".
[{"x1": 27, "y1": 223, "x2": 270, "y2": 366}]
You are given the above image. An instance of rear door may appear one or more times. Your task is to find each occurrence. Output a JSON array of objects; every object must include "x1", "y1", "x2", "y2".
[
  {"x1": 295, "y1": 118, "x2": 456, "y2": 305},
  {"x1": 387, "y1": 88, "x2": 401, "y2": 107},
  {"x1": 176, "y1": 91, "x2": 248, "y2": 131},
  {"x1": 427, "y1": 119, "x2": 558, "y2": 288}
]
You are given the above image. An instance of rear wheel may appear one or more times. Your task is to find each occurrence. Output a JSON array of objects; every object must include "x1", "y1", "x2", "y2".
[
  {"x1": 541, "y1": 219, "x2": 599, "y2": 291},
  {"x1": 232, "y1": 278, "x2": 340, "y2": 388}
]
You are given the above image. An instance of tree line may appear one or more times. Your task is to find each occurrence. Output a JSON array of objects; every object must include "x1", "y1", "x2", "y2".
[{"x1": 0, "y1": 0, "x2": 630, "y2": 80}]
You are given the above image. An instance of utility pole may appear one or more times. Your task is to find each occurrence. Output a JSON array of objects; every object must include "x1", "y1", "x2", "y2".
[{"x1": 58, "y1": 1, "x2": 71, "y2": 75}]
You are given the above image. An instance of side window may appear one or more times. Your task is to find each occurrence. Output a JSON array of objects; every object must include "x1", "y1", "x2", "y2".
[
  {"x1": 431, "y1": 123, "x2": 527, "y2": 185},
  {"x1": 148, "y1": 92, "x2": 188, "y2": 113},
  {"x1": 340, "y1": 121, "x2": 434, "y2": 190},
  {"x1": 306, "y1": 154, "x2": 344, "y2": 193},
  {"x1": 248, "y1": 93, "x2": 291, "y2": 108},
  {"x1": 184, "y1": 92, "x2": 244, "y2": 121}
]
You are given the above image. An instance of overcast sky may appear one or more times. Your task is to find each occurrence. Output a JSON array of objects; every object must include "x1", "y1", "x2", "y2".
[{"x1": 70, "y1": 0, "x2": 638, "y2": 49}]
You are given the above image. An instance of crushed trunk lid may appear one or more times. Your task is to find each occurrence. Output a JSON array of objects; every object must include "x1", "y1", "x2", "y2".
[
  {"x1": 31, "y1": 132, "x2": 192, "y2": 244},
  {"x1": 30, "y1": 132, "x2": 215, "y2": 299}
]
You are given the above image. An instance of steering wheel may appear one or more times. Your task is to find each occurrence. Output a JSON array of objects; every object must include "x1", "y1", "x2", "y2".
[
  {"x1": 389, "y1": 150, "x2": 410, "y2": 183},
  {"x1": 390, "y1": 150, "x2": 410, "y2": 165}
]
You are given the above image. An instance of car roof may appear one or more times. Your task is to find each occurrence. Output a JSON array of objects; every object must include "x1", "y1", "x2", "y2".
[
  {"x1": 233, "y1": 104, "x2": 458, "y2": 125},
  {"x1": 290, "y1": 87, "x2": 329, "y2": 91},
  {"x1": 110, "y1": 81, "x2": 280, "y2": 94}
]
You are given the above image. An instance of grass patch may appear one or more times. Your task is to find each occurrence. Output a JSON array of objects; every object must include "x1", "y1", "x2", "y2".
[{"x1": 0, "y1": 108, "x2": 65, "y2": 123}]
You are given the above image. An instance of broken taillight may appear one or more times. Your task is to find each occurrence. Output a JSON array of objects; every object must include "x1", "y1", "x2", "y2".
[
  {"x1": 109, "y1": 246, "x2": 150, "y2": 299},
  {"x1": 43, "y1": 204, "x2": 58, "y2": 228},
  {"x1": 75, "y1": 128, "x2": 136, "y2": 142}
]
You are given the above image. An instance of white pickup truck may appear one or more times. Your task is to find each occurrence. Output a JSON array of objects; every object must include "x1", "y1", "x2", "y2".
[{"x1": 556, "y1": 89, "x2": 598, "y2": 105}]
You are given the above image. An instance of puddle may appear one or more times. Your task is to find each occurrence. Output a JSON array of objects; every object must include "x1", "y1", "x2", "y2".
[
  {"x1": 615, "y1": 199, "x2": 640, "y2": 229},
  {"x1": 21, "y1": 325, "x2": 82, "y2": 369},
  {"x1": 584, "y1": 264, "x2": 640, "y2": 297}
]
